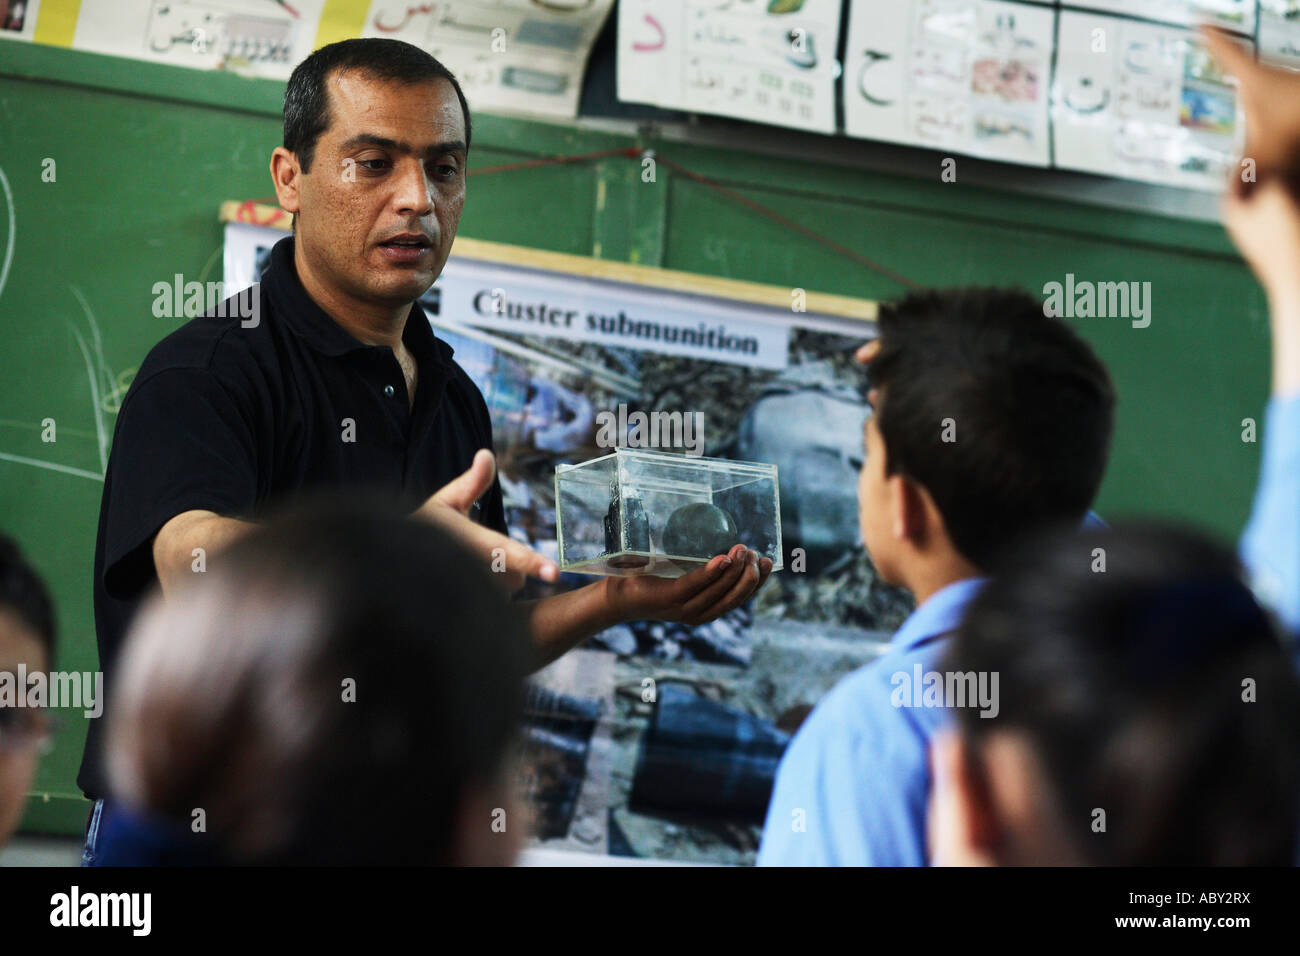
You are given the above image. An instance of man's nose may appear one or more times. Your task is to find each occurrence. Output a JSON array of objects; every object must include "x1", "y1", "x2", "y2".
[{"x1": 393, "y1": 159, "x2": 434, "y2": 218}]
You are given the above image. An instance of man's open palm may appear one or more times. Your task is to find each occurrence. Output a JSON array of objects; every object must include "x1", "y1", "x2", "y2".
[{"x1": 418, "y1": 449, "x2": 559, "y2": 593}]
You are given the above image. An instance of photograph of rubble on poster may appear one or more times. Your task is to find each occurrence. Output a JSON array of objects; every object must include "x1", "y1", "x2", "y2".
[{"x1": 428, "y1": 303, "x2": 914, "y2": 864}]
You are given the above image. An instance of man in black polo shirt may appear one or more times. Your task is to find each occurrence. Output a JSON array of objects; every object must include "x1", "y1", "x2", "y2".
[{"x1": 80, "y1": 38, "x2": 772, "y2": 862}]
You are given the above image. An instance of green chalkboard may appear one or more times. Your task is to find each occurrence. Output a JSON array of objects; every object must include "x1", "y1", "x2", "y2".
[{"x1": 0, "y1": 40, "x2": 1269, "y2": 835}]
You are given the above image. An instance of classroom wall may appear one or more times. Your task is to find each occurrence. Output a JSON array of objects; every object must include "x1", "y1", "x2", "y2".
[{"x1": 0, "y1": 41, "x2": 1269, "y2": 834}]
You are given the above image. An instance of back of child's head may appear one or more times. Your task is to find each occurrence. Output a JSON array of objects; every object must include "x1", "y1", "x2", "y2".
[
  {"x1": 106, "y1": 495, "x2": 529, "y2": 865},
  {"x1": 868, "y1": 287, "x2": 1115, "y2": 570},
  {"x1": 947, "y1": 522, "x2": 1300, "y2": 865}
]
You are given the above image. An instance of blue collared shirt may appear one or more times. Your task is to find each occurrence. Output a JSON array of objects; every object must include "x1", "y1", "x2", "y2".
[
  {"x1": 757, "y1": 577, "x2": 985, "y2": 866},
  {"x1": 1241, "y1": 395, "x2": 1300, "y2": 651}
]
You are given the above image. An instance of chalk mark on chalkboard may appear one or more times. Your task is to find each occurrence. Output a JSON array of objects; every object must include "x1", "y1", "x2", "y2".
[
  {"x1": 0, "y1": 296, "x2": 115, "y2": 480},
  {"x1": 68, "y1": 286, "x2": 114, "y2": 474},
  {"x1": 0, "y1": 168, "x2": 122, "y2": 484},
  {"x1": 0, "y1": 166, "x2": 13, "y2": 305},
  {"x1": 0, "y1": 453, "x2": 103, "y2": 483}
]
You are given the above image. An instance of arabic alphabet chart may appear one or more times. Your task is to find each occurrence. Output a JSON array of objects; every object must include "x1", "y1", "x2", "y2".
[
  {"x1": 1053, "y1": 10, "x2": 1246, "y2": 192},
  {"x1": 10, "y1": 0, "x2": 1285, "y2": 190},
  {"x1": 1067, "y1": 0, "x2": 1256, "y2": 34},
  {"x1": 843, "y1": 0, "x2": 1054, "y2": 167},
  {"x1": 71, "y1": 0, "x2": 326, "y2": 80},
  {"x1": 616, "y1": 0, "x2": 845, "y2": 134},
  {"x1": 363, "y1": 0, "x2": 614, "y2": 118}
]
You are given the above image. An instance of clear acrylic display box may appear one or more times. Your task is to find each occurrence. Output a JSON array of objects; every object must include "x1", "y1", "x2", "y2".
[{"x1": 555, "y1": 448, "x2": 783, "y2": 578}]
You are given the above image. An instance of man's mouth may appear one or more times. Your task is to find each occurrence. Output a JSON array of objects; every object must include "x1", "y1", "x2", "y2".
[
  {"x1": 379, "y1": 234, "x2": 433, "y2": 249},
  {"x1": 377, "y1": 234, "x2": 435, "y2": 264}
]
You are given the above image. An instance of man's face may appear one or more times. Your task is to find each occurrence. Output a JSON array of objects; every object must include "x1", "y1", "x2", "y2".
[
  {"x1": 290, "y1": 70, "x2": 467, "y2": 307},
  {"x1": 0, "y1": 610, "x2": 48, "y2": 847},
  {"x1": 858, "y1": 390, "x2": 900, "y2": 585}
]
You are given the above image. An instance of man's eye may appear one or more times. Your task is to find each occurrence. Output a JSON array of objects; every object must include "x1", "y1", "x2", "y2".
[
  {"x1": 357, "y1": 159, "x2": 388, "y2": 171},
  {"x1": 430, "y1": 163, "x2": 460, "y2": 179}
]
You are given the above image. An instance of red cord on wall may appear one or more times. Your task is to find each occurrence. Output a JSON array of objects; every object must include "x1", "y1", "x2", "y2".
[{"x1": 469, "y1": 147, "x2": 921, "y2": 290}]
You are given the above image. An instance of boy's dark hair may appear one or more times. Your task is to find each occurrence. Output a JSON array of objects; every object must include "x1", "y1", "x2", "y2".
[
  {"x1": 283, "y1": 37, "x2": 472, "y2": 174},
  {"x1": 0, "y1": 532, "x2": 56, "y2": 663},
  {"x1": 868, "y1": 287, "x2": 1115, "y2": 570},
  {"x1": 948, "y1": 523, "x2": 1300, "y2": 866},
  {"x1": 107, "y1": 495, "x2": 526, "y2": 866}
]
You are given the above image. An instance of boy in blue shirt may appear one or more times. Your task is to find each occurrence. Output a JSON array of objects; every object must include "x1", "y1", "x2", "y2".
[
  {"x1": 758, "y1": 288, "x2": 1116, "y2": 866},
  {"x1": 924, "y1": 37, "x2": 1300, "y2": 867}
]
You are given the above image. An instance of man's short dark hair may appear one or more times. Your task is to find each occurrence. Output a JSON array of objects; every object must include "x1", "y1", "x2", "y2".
[
  {"x1": 867, "y1": 287, "x2": 1115, "y2": 570},
  {"x1": 0, "y1": 532, "x2": 56, "y2": 663},
  {"x1": 283, "y1": 37, "x2": 472, "y2": 174},
  {"x1": 948, "y1": 523, "x2": 1300, "y2": 865}
]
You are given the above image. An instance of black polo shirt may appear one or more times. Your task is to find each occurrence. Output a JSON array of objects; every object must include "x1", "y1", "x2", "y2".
[{"x1": 78, "y1": 235, "x2": 506, "y2": 799}]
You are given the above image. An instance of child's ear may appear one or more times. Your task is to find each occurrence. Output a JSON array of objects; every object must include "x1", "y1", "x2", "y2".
[
  {"x1": 890, "y1": 474, "x2": 931, "y2": 545},
  {"x1": 887, "y1": 473, "x2": 910, "y2": 542}
]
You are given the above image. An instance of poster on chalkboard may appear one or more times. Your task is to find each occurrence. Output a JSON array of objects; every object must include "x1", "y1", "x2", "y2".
[
  {"x1": 1052, "y1": 10, "x2": 1246, "y2": 192},
  {"x1": 843, "y1": 0, "x2": 1055, "y2": 167},
  {"x1": 616, "y1": 0, "x2": 844, "y2": 134},
  {"x1": 359, "y1": 0, "x2": 614, "y2": 119},
  {"x1": 428, "y1": 286, "x2": 899, "y2": 863},
  {"x1": 37, "y1": 0, "x2": 613, "y2": 110},
  {"x1": 67, "y1": 0, "x2": 327, "y2": 79}
]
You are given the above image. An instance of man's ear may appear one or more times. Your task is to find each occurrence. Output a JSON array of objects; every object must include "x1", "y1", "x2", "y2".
[{"x1": 270, "y1": 147, "x2": 302, "y2": 215}]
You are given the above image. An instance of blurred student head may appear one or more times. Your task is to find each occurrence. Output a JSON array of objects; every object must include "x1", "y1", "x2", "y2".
[
  {"x1": 0, "y1": 533, "x2": 56, "y2": 846},
  {"x1": 106, "y1": 497, "x2": 528, "y2": 865},
  {"x1": 931, "y1": 524, "x2": 1300, "y2": 866},
  {"x1": 859, "y1": 288, "x2": 1115, "y2": 592}
]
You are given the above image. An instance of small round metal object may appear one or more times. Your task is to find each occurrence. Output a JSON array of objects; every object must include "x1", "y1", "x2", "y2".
[
  {"x1": 384, "y1": 384, "x2": 396, "y2": 397},
  {"x1": 661, "y1": 503, "x2": 739, "y2": 559}
]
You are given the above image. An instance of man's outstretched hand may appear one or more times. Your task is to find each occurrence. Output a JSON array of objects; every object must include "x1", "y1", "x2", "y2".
[
  {"x1": 416, "y1": 448, "x2": 559, "y2": 593},
  {"x1": 603, "y1": 543, "x2": 773, "y2": 626}
]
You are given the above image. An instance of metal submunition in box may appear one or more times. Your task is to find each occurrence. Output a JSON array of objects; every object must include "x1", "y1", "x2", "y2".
[{"x1": 555, "y1": 448, "x2": 782, "y2": 578}]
